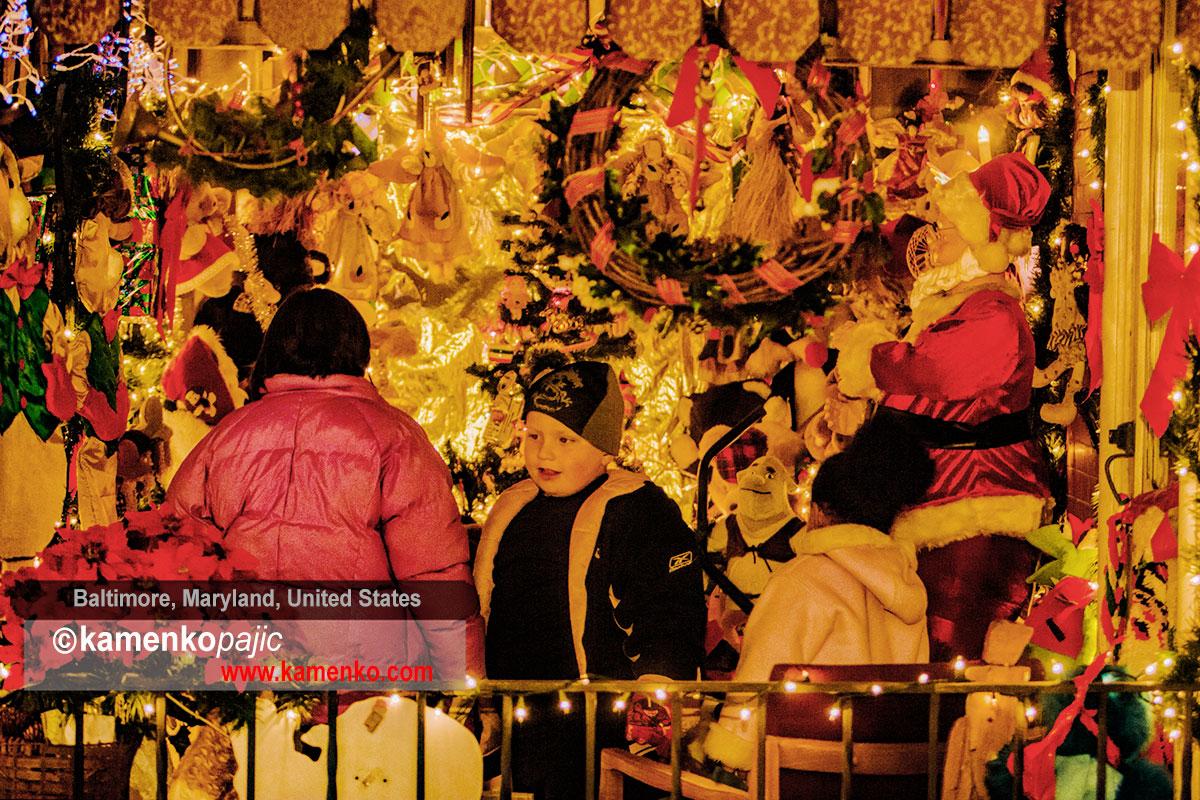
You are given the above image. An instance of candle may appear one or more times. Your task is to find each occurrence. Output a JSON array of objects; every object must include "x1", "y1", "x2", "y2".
[{"x1": 977, "y1": 125, "x2": 992, "y2": 164}]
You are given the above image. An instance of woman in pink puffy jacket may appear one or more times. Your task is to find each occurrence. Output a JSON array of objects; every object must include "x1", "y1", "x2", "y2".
[{"x1": 167, "y1": 288, "x2": 484, "y2": 682}]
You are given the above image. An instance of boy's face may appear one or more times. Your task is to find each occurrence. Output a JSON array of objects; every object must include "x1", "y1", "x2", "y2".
[{"x1": 523, "y1": 411, "x2": 610, "y2": 497}]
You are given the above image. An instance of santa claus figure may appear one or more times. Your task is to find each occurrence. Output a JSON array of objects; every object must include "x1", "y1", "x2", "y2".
[{"x1": 841, "y1": 152, "x2": 1053, "y2": 661}]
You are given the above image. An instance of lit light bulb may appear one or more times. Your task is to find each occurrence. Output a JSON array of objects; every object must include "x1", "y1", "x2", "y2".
[
  {"x1": 871, "y1": 684, "x2": 882, "y2": 695},
  {"x1": 1090, "y1": 181, "x2": 1102, "y2": 190},
  {"x1": 1078, "y1": 149, "x2": 1091, "y2": 158},
  {"x1": 654, "y1": 688, "x2": 667, "y2": 701},
  {"x1": 918, "y1": 674, "x2": 929, "y2": 684},
  {"x1": 613, "y1": 699, "x2": 626, "y2": 711},
  {"x1": 1025, "y1": 706, "x2": 1037, "y2": 721},
  {"x1": 1051, "y1": 662, "x2": 1064, "y2": 675},
  {"x1": 514, "y1": 705, "x2": 528, "y2": 721},
  {"x1": 1175, "y1": 120, "x2": 1188, "y2": 132},
  {"x1": 465, "y1": 675, "x2": 477, "y2": 689},
  {"x1": 739, "y1": 707, "x2": 751, "y2": 721},
  {"x1": 1172, "y1": 390, "x2": 1185, "y2": 404},
  {"x1": 784, "y1": 681, "x2": 797, "y2": 692},
  {"x1": 1173, "y1": 42, "x2": 1184, "y2": 54},
  {"x1": 143, "y1": 703, "x2": 155, "y2": 716},
  {"x1": 1164, "y1": 657, "x2": 1175, "y2": 668},
  {"x1": 1146, "y1": 663, "x2": 1158, "y2": 676},
  {"x1": 828, "y1": 706, "x2": 840, "y2": 720},
  {"x1": 559, "y1": 698, "x2": 571, "y2": 713}
]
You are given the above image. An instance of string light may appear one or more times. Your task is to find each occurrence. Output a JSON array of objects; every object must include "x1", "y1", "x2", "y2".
[
  {"x1": 558, "y1": 692, "x2": 571, "y2": 713},
  {"x1": 514, "y1": 698, "x2": 528, "y2": 722},
  {"x1": 654, "y1": 688, "x2": 667, "y2": 701},
  {"x1": 1025, "y1": 706, "x2": 1037, "y2": 721},
  {"x1": 828, "y1": 706, "x2": 840, "y2": 720},
  {"x1": 870, "y1": 684, "x2": 882, "y2": 696},
  {"x1": 1173, "y1": 42, "x2": 1185, "y2": 55},
  {"x1": 1145, "y1": 663, "x2": 1158, "y2": 676},
  {"x1": 739, "y1": 707, "x2": 751, "y2": 721},
  {"x1": 784, "y1": 681, "x2": 797, "y2": 692},
  {"x1": 143, "y1": 702, "x2": 155, "y2": 716},
  {"x1": 1051, "y1": 661, "x2": 1064, "y2": 675},
  {"x1": 918, "y1": 673, "x2": 929, "y2": 684},
  {"x1": 613, "y1": 697, "x2": 627, "y2": 712}
]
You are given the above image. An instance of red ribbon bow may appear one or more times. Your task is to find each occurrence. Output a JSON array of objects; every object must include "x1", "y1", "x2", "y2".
[
  {"x1": 0, "y1": 258, "x2": 43, "y2": 300},
  {"x1": 1140, "y1": 235, "x2": 1200, "y2": 435}
]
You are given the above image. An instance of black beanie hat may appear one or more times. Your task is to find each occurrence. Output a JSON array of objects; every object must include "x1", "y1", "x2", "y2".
[{"x1": 524, "y1": 361, "x2": 624, "y2": 455}]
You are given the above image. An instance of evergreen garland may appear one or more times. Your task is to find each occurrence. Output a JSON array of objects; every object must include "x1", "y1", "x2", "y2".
[
  {"x1": 1162, "y1": 336, "x2": 1199, "y2": 477},
  {"x1": 147, "y1": 8, "x2": 379, "y2": 197}
]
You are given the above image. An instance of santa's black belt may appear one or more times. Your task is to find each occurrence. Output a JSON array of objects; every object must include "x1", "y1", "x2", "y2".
[{"x1": 872, "y1": 406, "x2": 1033, "y2": 450}]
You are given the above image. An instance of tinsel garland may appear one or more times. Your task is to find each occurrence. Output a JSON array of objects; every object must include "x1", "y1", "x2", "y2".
[{"x1": 146, "y1": 8, "x2": 378, "y2": 197}]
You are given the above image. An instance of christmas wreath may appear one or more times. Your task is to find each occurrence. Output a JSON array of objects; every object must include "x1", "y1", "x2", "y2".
[{"x1": 558, "y1": 52, "x2": 881, "y2": 322}]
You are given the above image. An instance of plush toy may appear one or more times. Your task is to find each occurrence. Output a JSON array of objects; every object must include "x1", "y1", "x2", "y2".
[
  {"x1": 984, "y1": 665, "x2": 1172, "y2": 800},
  {"x1": 708, "y1": 455, "x2": 803, "y2": 599}
]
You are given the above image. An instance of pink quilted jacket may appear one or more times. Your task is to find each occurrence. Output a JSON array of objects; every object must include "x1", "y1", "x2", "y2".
[{"x1": 167, "y1": 373, "x2": 483, "y2": 678}]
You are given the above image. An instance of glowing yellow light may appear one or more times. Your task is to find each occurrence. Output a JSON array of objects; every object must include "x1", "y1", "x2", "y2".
[
  {"x1": 1184, "y1": 152, "x2": 1192, "y2": 160},
  {"x1": 1146, "y1": 663, "x2": 1158, "y2": 676},
  {"x1": 1173, "y1": 42, "x2": 1185, "y2": 54},
  {"x1": 871, "y1": 684, "x2": 882, "y2": 695},
  {"x1": 1179, "y1": 467, "x2": 1190, "y2": 477},
  {"x1": 739, "y1": 707, "x2": 752, "y2": 721},
  {"x1": 1171, "y1": 729, "x2": 1182, "y2": 741},
  {"x1": 1090, "y1": 181, "x2": 1102, "y2": 190},
  {"x1": 1190, "y1": 574, "x2": 1200, "y2": 586},
  {"x1": 1175, "y1": 120, "x2": 1188, "y2": 132},
  {"x1": 465, "y1": 675, "x2": 477, "y2": 689},
  {"x1": 0, "y1": 664, "x2": 8, "y2": 679},
  {"x1": 1089, "y1": 581, "x2": 1099, "y2": 591},
  {"x1": 1164, "y1": 706, "x2": 1176, "y2": 718},
  {"x1": 654, "y1": 688, "x2": 667, "y2": 701},
  {"x1": 954, "y1": 657, "x2": 966, "y2": 672},
  {"x1": 1025, "y1": 706, "x2": 1037, "y2": 721},
  {"x1": 1103, "y1": 85, "x2": 1112, "y2": 94},
  {"x1": 613, "y1": 699, "x2": 626, "y2": 711},
  {"x1": 1164, "y1": 657, "x2": 1175, "y2": 668},
  {"x1": 1189, "y1": 162, "x2": 1200, "y2": 173},
  {"x1": 514, "y1": 706, "x2": 528, "y2": 721},
  {"x1": 828, "y1": 706, "x2": 840, "y2": 720},
  {"x1": 1051, "y1": 662, "x2": 1064, "y2": 675},
  {"x1": 559, "y1": 699, "x2": 571, "y2": 713},
  {"x1": 1189, "y1": 243, "x2": 1200, "y2": 255},
  {"x1": 1086, "y1": 108, "x2": 1094, "y2": 116},
  {"x1": 1078, "y1": 149, "x2": 1090, "y2": 158},
  {"x1": 785, "y1": 681, "x2": 798, "y2": 692},
  {"x1": 389, "y1": 693, "x2": 402, "y2": 705},
  {"x1": 918, "y1": 673, "x2": 929, "y2": 684},
  {"x1": 1171, "y1": 390, "x2": 1184, "y2": 404}
]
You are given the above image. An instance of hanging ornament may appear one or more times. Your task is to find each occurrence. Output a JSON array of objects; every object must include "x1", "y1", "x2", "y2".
[
  {"x1": 1066, "y1": 0, "x2": 1160, "y2": 70},
  {"x1": 838, "y1": 0, "x2": 927, "y2": 66},
  {"x1": 258, "y1": 0, "x2": 348, "y2": 50},
  {"x1": 482, "y1": 371, "x2": 524, "y2": 448},
  {"x1": 148, "y1": 0, "x2": 235, "y2": 46},
  {"x1": 396, "y1": 150, "x2": 471, "y2": 282},
  {"x1": 373, "y1": 0, "x2": 466, "y2": 53},
  {"x1": 607, "y1": 0, "x2": 701, "y2": 61},
  {"x1": 29, "y1": 0, "x2": 119, "y2": 44},
  {"x1": 718, "y1": 0, "x2": 818, "y2": 64},
  {"x1": 949, "y1": 0, "x2": 1045, "y2": 67},
  {"x1": 490, "y1": 0, "x2": 584, "y2": 53},
  {"x1": 727, "y1": 110, "x2": 799, "y2": 257}
]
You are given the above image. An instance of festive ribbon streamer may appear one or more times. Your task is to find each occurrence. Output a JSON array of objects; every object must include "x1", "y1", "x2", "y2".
[
  {"x1": 654, "y1": 275, "x2": 686, "y2": 305},
  {"x1": 665, "y1": 44, "x2": 719, "y2": 211},
  {"x1": 1085, "y1": 198, "x2": 1105, "y2": 395},
  {"x1": 568, "y1": 106, "x2": 620, "y2": 137},
  {"x1": 158, "y1": 185, "x2": 191, "y2": 333},
  {"x1": 590, "y1": 221, "x2": 616, "y2": 273},
  {"x1": 1008, "y1": 648, "x2": 1113, "y2": 800},
  {"x1": 754, "y1": 258, "x2": 801, "y2": 294},
  {"x1": 1140, "y1": 234, "x2": 1200, "y2": 435},
  {"x1": 715, "y1": 274, "x2": 746, "y2": 305},
  {"x1": 564, "y1": 166, "x2": 605, "y2": 209},
  {"x1": 1025, "y1": 575, "x2": 1093, "y2": 657}
]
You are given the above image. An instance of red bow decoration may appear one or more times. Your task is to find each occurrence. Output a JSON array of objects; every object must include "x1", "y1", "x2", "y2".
[
  {"x1": 1084, "y1": 199, "x2": 1105, "y2": 395},
  {"x1": 0, "y1": 258, "x2": 44, "y2": 300},
  {"x1": 666, "y1": 44, "x2": 782, "y2": 210},
  {"x1": 1140, "y1": 234, "x2": 1200, "y2": 436}
]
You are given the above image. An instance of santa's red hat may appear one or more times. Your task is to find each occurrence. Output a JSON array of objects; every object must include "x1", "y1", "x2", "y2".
[
  {"x1": 968, "y1": 152, "x2": 1051, "y2": 239},
  {"x1": 1011, "y1": 45, "x2": 1054, "y2": 99},
  {"x1": 161, "y1": 326, "x2": 245, "y2": 425}
]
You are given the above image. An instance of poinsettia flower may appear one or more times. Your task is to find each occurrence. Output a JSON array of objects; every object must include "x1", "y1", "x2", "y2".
[{"x1": 0, "y1": 257, "x2": 44, "y2": 300}]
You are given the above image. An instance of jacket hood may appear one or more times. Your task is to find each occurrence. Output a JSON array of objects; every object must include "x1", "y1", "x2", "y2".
[{"x1": 798, "y1": 523, "x2": 927, "y2": 625}]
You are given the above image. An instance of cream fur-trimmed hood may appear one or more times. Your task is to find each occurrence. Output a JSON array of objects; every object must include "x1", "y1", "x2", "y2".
[{"x1": 799, "y1": 524, "x2": 926, "y2": 626}]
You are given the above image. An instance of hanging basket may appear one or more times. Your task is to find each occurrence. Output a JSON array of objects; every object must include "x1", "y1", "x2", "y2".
[
  {"x1": 563, "y1": 64, "x2": 859, "y2": 311},
  {"x1": 0, "y1": 740, "x2": 138, "y2": 800}
]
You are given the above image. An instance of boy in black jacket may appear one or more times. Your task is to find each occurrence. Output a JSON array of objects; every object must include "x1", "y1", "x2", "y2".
[{"x1": 475, "y1": 361, "x2": 705, "y2": 799}]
